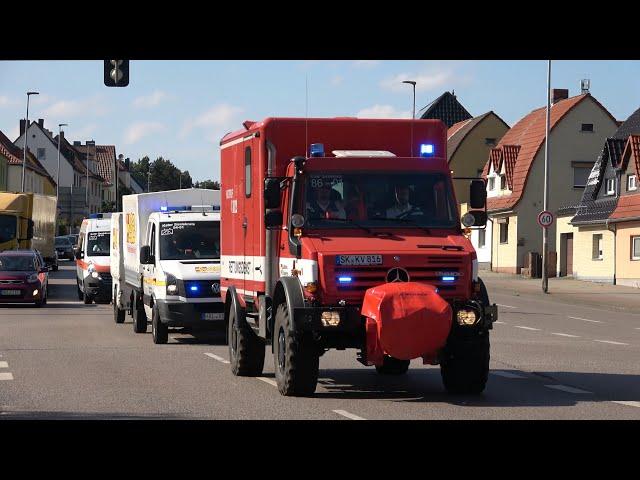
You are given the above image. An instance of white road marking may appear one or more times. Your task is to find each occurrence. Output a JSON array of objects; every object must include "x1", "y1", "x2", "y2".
[
  {"x1": 515, "y1": 326, "x2": 540, "y2": 331},
  {"x1": 204, "y1": 352, "x2": 230, "y2": 364},
  {"x1": 0, "y1": 361, "x2": 8, "y2": 368},
  {"x1": 497, "y1": 304, "x2": 517, "y2": 309},
  {"x1": 333, "y1": 409, "x2": 366, "y2": 420},
  {"x1": 491, "y1": 371, "x2": 526, "y2": 379},
  {"x1": 594, "y1": 340, "x2": 629, "y2": 346},
  {"x1": 545, "y1": 385, "x2": 592, "y2": 394},
  {"x1": 569, "y1": 316, "x2": 602, "y2": 324},
  {"x1": 257, "y1": 377, "x2": 278, "y2": 387},
  {"x1": 635, "y1": 328, "x2": 640, "y2": 330},
  {"x1": 612, "y1": 401, "x2": 640, "y2": 408},
  {"x1": 0, "y1": 372, "x2": 14, "y2": 381},
  {"x1": 551, "y1": 332, "x2": 580, "y2": 338},
  {"x1": 494, "y1": 321, "x2": 506, "y2": 325}
]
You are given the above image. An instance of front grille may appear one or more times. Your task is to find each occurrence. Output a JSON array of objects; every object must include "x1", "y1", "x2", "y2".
[
  {"x1": 99, "y1": 273, "x2": 112, "y2": 284},
  {"x1": 181, "y1": 280, "x2": 221, "y2": 299}
]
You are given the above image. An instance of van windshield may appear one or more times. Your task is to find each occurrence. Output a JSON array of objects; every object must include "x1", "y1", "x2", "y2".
[
  {"x1": 159, "y1": 221, "x2": 220, "y2": 260},
  {"x1": 302, "y1": 172, "x2": 458, "y2": 229},
  {"x1": 0, "y1": 215, "x2": 17, "y2": 244},
  {"x1": 87, "y1": 231, "x2": 110, "y2": 256}
]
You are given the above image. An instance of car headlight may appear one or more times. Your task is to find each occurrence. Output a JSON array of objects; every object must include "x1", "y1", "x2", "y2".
[
  {"x1": 27, "y1": 273, "x2": 39, "y2": 283},
  {"x1": 91, "y1": 271, "x2": 99, "y2": 279},
  {"x1": 456, "y1": 308, "x2": 478, "y2": 326},
  {"x1": 320, "y1": 311, "x2": 341, "y2": 327},
  {"x1": 166, "y1": 273, "x2": 178, "y2": 295}
]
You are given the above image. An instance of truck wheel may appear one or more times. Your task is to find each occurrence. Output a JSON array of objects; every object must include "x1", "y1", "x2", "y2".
[
  {"x1": 440, "y1": 335, "x2": 490, "y2": 394},
  {"x1": 375, "y1": 355, "x2": 410, "y2": 375},
  {"x1": 273, "y1": 303, "x2": 319, "y2": 396},
  {"x1": 151, "y1": 305, "x2": 168, "y2": 344},
  {"x1": 113, "y1": 295, "x2": 125, "y2": 324},
  {"x1": 133, "y1": 299, "x2": 148, "y2": 333},
  {"x1": 228, "y1": 305, "x2": 265, "y2": 376}
]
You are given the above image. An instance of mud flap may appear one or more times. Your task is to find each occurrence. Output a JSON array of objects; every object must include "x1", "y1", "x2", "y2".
[{"x1": 361, "y1": 282, "x2": 452, "y2": 366}]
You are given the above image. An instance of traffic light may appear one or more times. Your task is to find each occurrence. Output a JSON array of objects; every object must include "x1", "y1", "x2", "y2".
[{"x1": 104, "y1": 60, "x2": 129, "y2": 87}]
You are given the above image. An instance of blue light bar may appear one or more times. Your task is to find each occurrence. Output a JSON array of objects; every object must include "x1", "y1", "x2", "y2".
[
  {"x1": 190, "y1": 285, "x2": 199, "y2": 292},
  {"x1": 160, "y1": 206, "x2": 168, "y2": 212},
  {"x1": 89, "y1": 213, "x2": 103, "y2": 219},
  {"x1": 420, "y1": 143, "x2": 435, "y2": 157},
  {"x1": 441, "y1": 276, "x2": 456, "y2": 282},
  {"x1": 338, "y1": 276, "x2": 352, "y2": 283},
  {"x1": 310, "y1": 143, "x2": 325, "y2": 157}
]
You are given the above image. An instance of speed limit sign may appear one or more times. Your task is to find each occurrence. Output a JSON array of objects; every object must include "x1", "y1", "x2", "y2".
[{"x1": 537, "y1": 210, "x2": 554, "y2": 228}]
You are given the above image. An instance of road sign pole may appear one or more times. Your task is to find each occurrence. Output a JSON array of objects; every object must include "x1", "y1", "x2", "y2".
[{"x1": 542, "y1": 60, "x2": 551, "y2": 294}]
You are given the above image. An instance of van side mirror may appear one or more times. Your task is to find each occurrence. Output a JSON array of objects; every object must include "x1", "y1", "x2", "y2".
[
  {"x1": 140, "y1": 245, "x2": 153, "y2": 264},
  {"x1": 469, "y1": 179, "x2": 487, "y2": 209},
  {"x1": 265, "y1": 209, "x2": 283, "y2": 230},
  {"x1": 264, "y1": 177, "x2": 282, "y2": 209},
  {"x1": 27, "y1": 220, "x2": 34, "y2": 240}
]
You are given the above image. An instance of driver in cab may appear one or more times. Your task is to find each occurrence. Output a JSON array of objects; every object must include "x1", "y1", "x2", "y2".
[
  {"x1": 386, "y1": 183, "x2": 420, "y2": 218},
  {"x1": 306, "y1": 182, "x2": 346, "y2": 220}
]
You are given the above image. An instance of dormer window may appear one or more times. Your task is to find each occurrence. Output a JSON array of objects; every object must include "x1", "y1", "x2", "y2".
[
  {"x1": 500, "y1": 174, "x2": 507, "y2": 190},
  {"x1": 606, "y1": 178, "x2": 616, "y2": 195},
  {"x1": 628, "y1": 174, "x2": 637, "y2": 191},
  {"x1": 488, "y1": 177, "x2": 495, "y2": 190}
]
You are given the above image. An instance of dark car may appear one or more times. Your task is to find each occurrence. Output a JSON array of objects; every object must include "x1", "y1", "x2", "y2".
[
  {"x1": 0, "y1": 250, "x2": 49, "y2": 306},
  {"x1": 55, "y1": 236, "x2": 75, "y2": 260}
]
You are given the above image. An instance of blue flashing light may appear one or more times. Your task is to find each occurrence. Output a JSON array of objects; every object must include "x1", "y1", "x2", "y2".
[
  {"x1": 160, "y1": 206, "x2": 168, "y2": 212},
  {"x1": 338, "y1": 276, "x2": 352, "y2": 283},
  {"x1": 420, "y1": 143, "x2": 435, "y2": 157},
  {"x1": 89, "y1": 213, "x2": 103, "y2": 219},
  {"x1": 441, "y1": 276, "x2": 456, "y2": 282},
  {"x1": 189, "y1": 285, "x2": 199, "y2": 292},
  {"x1": 310, "y1": 143, "x2": 325, "y2": 157}
]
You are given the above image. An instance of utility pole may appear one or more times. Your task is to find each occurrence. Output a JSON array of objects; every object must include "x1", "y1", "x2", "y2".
[{"x1": 542, "y1": 60, "x2": 551, "y2": 293}]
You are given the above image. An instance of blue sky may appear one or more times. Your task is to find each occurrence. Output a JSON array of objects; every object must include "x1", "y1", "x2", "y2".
[{"x1": 1, "y1": 60, "x2": 639, "y2": 181}]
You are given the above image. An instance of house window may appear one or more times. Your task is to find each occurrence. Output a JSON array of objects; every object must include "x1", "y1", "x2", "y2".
[
  {"x1": 581, "y1": 123, "x2": 594, "y2": 132},
  {"x1": 488, "y1": 177, "x2": 495, "y2": 190},
  {"x1": 499, "y1": 223, "x2": 509, "y2": 244},
  {"x1": 632, "y1": 236, "x2": 640, "y2": 260},
  {"x1": 478, "y1": 229, "x2": 486, "y2": 248},
  {"x1": 500, "y1": 174, "x2": 507, "y2": 190},
  {"x1": 605, "y1": 178, "x2": 616, "y2": 195},
  {"x1": 485, "y1": 138, "x2": 496, "y2": 146},
  {"x1": 592, "y1": 234, "x2": 603, "y2": 260},
  {"x1": 37, "y1": 148, "x2": 46, "y2": 161},
  {"x1": 628, "y1": 174, "x2": 637, "y2": 191},
  {"x1": 573, "y1": 166, "x2": 592, "y2": 188}
]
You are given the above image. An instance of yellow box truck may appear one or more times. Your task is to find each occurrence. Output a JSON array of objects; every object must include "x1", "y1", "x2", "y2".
[{"x1": 0, "y1": 192, "x2": 58, "y2": 270}]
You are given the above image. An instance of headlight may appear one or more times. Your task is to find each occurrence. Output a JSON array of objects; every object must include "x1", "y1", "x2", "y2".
[
  {"x1": 27, "y1": 273, "x2": 39, "y2": 283},
  {"x1": 166, "y1": 273, "x2": 178, "y2": 295},
  {"x1": 320, "y1": 311, "x2": 341, "y2": 327},
  {"x1": 456, "y1": 309, "x2": 478, "y2": 326},
  {"x1": 91, "y1": 271, "x2": 99, "y2": 279}
]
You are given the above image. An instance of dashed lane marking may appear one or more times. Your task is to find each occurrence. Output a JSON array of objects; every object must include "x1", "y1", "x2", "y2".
[
  {"x1": 612, "y1": 401, "x2": 640, "y2": 408},
  {"x1": 204, "y1": 353, "x2": 230, "y2": 364},
  {"x1": 594, "y1": 340, "x2": 629, "y2": 346},
  {"x1": 551, "y1": 332, "x2": 581, "y2": 338},
  {"x1": 494, "y1": 321, "x2": 506, "y2": 325},
  {"x1": 0, "y1": 361, "x2": 8, "y2": 368},
  {"x1": 569, "y1": 316, "x2": 602, "y2": 324},
  {"x1": 257, "y1": 377, "x2": 278, "y2": 387},
  {"x1": 0, "y1": 373, "x2": 13, "y2": 381},
  {"x1": 514, "y1": 326, "x2": 540, "y2": 331},
  {"x1": 544, "y1": 385, "x2": 592, "y2": 394},
  {"x1": 491, "y1": 371, "x2": 526, "y2": 379},
  {"x1": 497, "y1": 304, "x2": 517, "y2": 309},
  {"x1": 333, "y1": 409, "x2": 366, "y2": 420}
]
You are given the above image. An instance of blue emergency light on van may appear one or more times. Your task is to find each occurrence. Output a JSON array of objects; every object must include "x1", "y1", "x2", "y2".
[
  {"x1": 441, "y1": 276, "x2": 456, "y2": 282},
  {"x1": 420, "y1": 144, "x2": 435, "y2": 157},
  {"x1": 338, "y1": 276, "x2": 352, "y2": 283},
  {"x1": 310, "y1": 143, "x2": 324, "y2": 157},
  {"x1": 89, "y1": 213, "x2": 103, "y2": 219}
]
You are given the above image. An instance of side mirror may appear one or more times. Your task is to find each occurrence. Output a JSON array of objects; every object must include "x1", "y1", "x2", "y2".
[
  {"x1": 140, "y1": 245, "x2": 152, "y2": 264},
  {"x1": 469, "y1": 179, "x2": 487, "y2": 210},
  {"x1": 27, "y1": 220, "x2": 34, "y2": 240},
  {"x1": 75, "y1": 250, "x2": 84, "y2": 260},
  {"x1": 264, "y1": 177, "x2": 281, "y2": 209},
  {"x1": 265, "y1": 209, "x2": 283, "y2": 230},
  {"x1": 40, "y1": 266, "x2": 49, "y2": 273},
  {"x1": 461, "y1": 210, "x2": 488, "y2": 228}
]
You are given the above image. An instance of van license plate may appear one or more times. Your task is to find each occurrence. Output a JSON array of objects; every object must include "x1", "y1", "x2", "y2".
[
  {"x1": 0, "y1": 290, "x2": 21, "y2": 296},
  {"x1": 202, "y1": 312, "x2": 224, "y2": 321},
  {"x1": 336, "y1": 255, "x2": 383, "y2": 266}
]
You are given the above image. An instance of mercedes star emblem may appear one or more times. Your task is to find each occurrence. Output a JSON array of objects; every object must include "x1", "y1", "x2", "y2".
[{"x1": 386, "y1": 267, "x2": 410, "y2": 283}]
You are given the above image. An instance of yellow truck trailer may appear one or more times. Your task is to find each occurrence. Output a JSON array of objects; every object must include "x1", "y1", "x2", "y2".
[{"x1": 0, "y1": 192, "x2": 58, "y2": 269}]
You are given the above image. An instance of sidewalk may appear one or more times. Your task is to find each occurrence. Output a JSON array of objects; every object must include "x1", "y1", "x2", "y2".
[{"x1": 480, "y1": 270, "x2": 640, "y2": 314}]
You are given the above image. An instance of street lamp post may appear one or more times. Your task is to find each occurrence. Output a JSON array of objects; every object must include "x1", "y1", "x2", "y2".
[
  {"x1": 402, "y1": 80, "x2": 417, "y2": 120},
  {"x1": 542, "y1": 60, "x2": 552, "y2": 294},
  {"x1": 21, "y1": 91, "x2": 39, "y2": 192},
  {"x1": 85, "y1": 140, "x2": 95, "y2": 215}
]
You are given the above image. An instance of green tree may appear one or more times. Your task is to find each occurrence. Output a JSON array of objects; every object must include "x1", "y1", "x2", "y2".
[
  {"x1": 194, "y1": 179, "x2": 221, "y2": 190},
  {"x1": 128, "y1": 156, "x2": 193, "y2": 192}
]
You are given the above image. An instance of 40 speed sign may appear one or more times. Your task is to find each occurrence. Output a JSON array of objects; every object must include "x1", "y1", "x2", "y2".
[{"x1": 537, "y1": 210, "x2": 554, "y2": 228}]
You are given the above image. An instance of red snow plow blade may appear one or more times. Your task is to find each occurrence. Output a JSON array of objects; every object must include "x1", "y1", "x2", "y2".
[{"x1": 361, "y1": 282, "x2": 452, "y2": 366}]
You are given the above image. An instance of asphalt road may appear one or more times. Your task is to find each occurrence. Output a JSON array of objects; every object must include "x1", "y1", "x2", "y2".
[{"x1": 1, "y1": 264, "x2": 639, "y2": 419}]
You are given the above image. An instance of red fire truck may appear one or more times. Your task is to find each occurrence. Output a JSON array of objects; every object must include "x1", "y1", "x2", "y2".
[{"x1": 220, "y1": 117, "x2": 497, "y2": 396}]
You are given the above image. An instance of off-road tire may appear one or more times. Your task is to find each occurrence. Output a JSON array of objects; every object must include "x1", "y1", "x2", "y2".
[
  {"x1": 151, "y1": 304, "x2": 168, "y2": 344},
  {"x1": 273, "y1": 303, "x2": 319, "y2": 396},
  {"x1": 440, "y1": 334, "x2": 490, "y2": 394},
  {"x1": 228, "y1": 305, "x2": 265, "y2": 376},
  {"x1": 133, "y1": 298, "x2": 148, "y2": 333},
  {"x1": 375, "y1": 355, "x2": 410, "y2": 375},
  {"x1": 113, "y1": 292, "x2": 125, "y2": 324}
]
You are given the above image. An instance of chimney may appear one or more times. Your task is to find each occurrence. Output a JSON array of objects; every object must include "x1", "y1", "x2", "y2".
[
  {"x1": 73, "y1": 141, "x2": 81, "y2": 146},
  {"x1": 59, "y1": 130, "x2": 65, "y2": 142},
  {"x1": 19, "y1": 119, "x2": 26, "y2": 136},
  {"x1": 38, "y1": 119, "x2": 44, "y2": 128},
  {"x1": 551, "y1": 88, "x2": 569, "y2": 104}
]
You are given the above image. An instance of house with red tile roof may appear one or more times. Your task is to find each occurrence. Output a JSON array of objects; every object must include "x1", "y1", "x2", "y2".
[
  {"x1": 0, "y1": 129, "x2": 56, "y2": 195},
  {"x1": 481, "y1": 88, "x2": 618, "y2": 274}
]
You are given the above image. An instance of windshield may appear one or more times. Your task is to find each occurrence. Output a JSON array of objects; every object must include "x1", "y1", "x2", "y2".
[
  {"x1": 87, "y1": 231, "x2": 110, "y2": 256},
  {"x1": 159, "y1": 221, "x2": 220, "y2": 260},
  {"x1": 0, "y1": 215, "x2": 17, "y2": 244},
  {"x1": 55, "y1": 237, "x2": 71, "y2": 246},
  {"x1": 302, "y1": 172, "x2": 458, "y2": 229},
  {"x1": 0, "y1": 255, "x2": 36, "y2": 272}
]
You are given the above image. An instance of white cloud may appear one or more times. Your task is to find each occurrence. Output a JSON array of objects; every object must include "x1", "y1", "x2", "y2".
[
  {"x1": 70, "y1": 124, "x2": 97, "y2": 140},
  {"x1": 356, "y1": 104, "x2": 411, "y2": 119},
  {"x1": 133, "y1": 90, "x2": 168, "y2": 108},
  {"x1": 124, "y1": 121, "x2": 166, "y2": 145},
  {"x1": 180, "y1": 103, "x2": 244, "y2": 142},
  {"x1": 7, "y1": 125, "x2": 19, "y2": 141},
  {"x1": 330, "y1": 75, "x2": 343, "y2": 86},
  {"x1": 42, "y1": 95, "x2": 108, "y2": 118},
  {"x1": 353, "y1": 60, "x2": 381, "y2": 68},
  {"x1": 0, "y1": 95, "x2": 17, "y2": 108},
  {"x1": 381, "y1": 69, "x2": 454, "y2": 93}
]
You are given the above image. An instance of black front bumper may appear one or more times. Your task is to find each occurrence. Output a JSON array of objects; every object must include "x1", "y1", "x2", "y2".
[
  {"x1": 293, "y1": 305, "x2": 364, "y2": 349},
  {"x1": 83, "y1": 274, "x2": 112, "y2": 302},
  {"x1": 156, "y1": 299, "x2": 225, "y2": 328}
]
